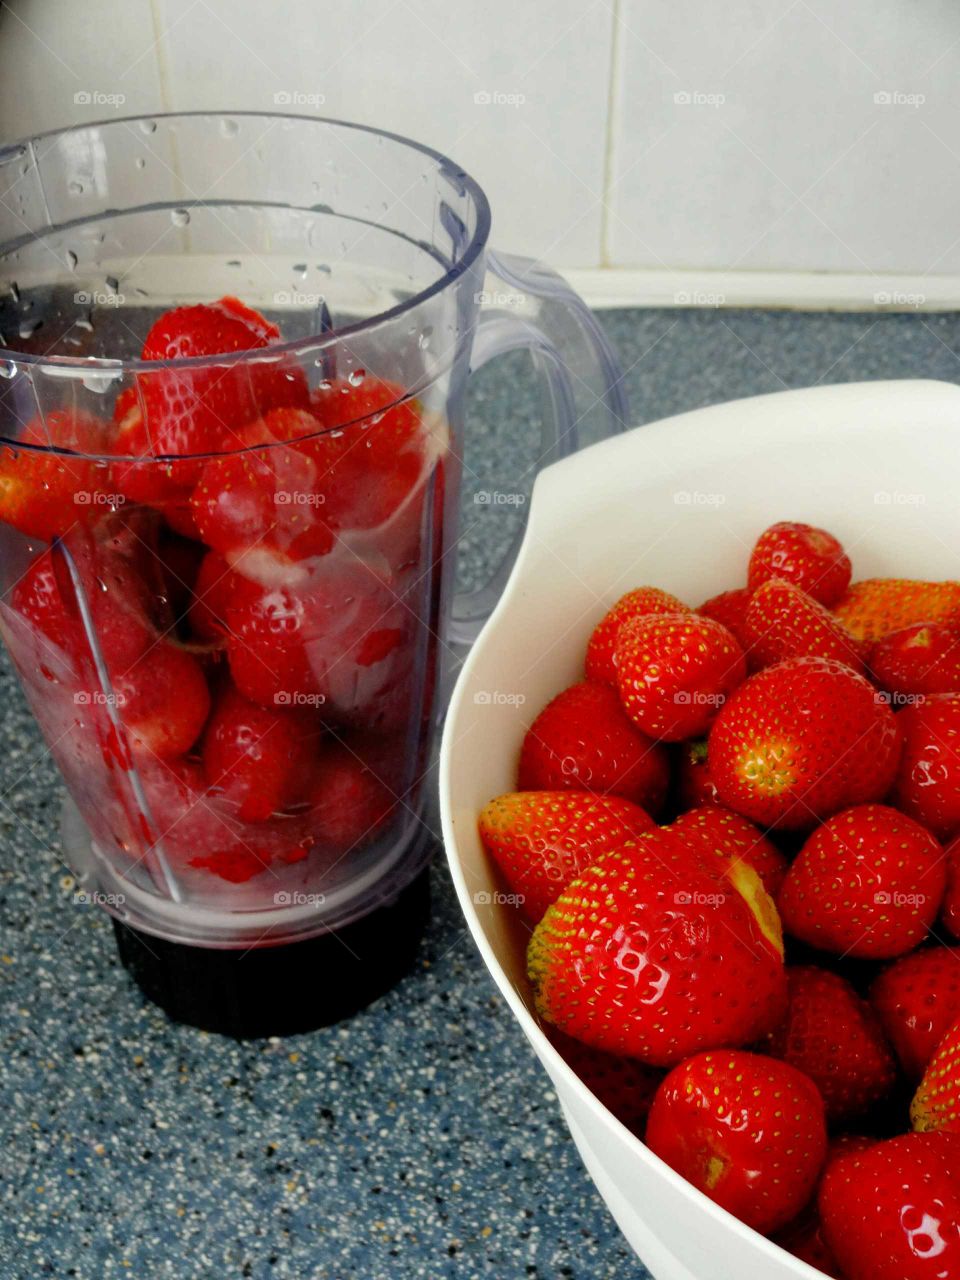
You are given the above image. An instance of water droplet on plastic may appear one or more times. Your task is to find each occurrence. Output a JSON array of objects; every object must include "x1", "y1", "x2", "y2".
[
  {"x1": 18, "y1": 319, "x2": 41, "y2": 339},
  {"x1": 293, "y1": 262, "x2": 307, "y2": 277},
  {"x1": 139, "y1": 120, "x2": 157, "y2": 135},
  {"x1": 76, "y1": 317, "x2": 94, "y2": 333},
  {"x1": 9, "y1": 282, "x2": 19, "y2": 303},
  {"x1": 226, "y1": 259, "x2": 241, "y2": 268},
  {"x1": 316, "y1": 377, "x2": 331, "y2": 390},
  {"x1": 220, "y1": 119, "x2": 239, "y2": 138},
  {"x1": 82, "y1": 372, "x2": 118, "y2": 395},
  {"x1": 65, "y1": 251, "x2": 77, "y2": 271},
  {"x1": 171, "y1": 208, "x2": 190, "y2": 227},
  {"x1": 316, "y1": 264, "x2": 331, "y2": 276},
  {"x1": 348, "y1": 369, "x2": 365, "y2": 387},
  {"x1": 135, "y1": 157, "x2": 146, "y2": 170},
  {"x1": 68, "y1": 181, "x2": 83, "y2": 196},
  {"x1": 105, "y1": 275, "x2": 119, "y2": 293},
  {"x1": 418, "y1": 333, "x2": 430, "y2": 350},
  {"x1": 0, "y1": 359, "x2": 17, "y2": 379}
]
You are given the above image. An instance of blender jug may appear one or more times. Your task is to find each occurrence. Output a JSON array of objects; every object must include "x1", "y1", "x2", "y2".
[{"x1": 0, "y1": 113, "x2": 627, "y2": 1036}]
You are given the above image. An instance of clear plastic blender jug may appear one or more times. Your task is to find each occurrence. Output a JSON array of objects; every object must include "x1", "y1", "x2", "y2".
[{"x1": 0, "y1": 113, "x2": 627, "y2": 1034}]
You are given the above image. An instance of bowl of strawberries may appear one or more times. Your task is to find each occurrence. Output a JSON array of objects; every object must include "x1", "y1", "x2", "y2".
[{"x1": 440, "y1": 377, "x2": 960, "y2": 1280}]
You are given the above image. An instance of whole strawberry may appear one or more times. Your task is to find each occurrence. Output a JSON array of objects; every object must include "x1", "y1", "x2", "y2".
[
  {"x1": 518, "y1": 680, "x2": 669, "y2": 814},
  {"x1": 645, "y1": 1049, "x2": 827, "y2": 1234},
  {"x1": 548, "y1": 1029, "x2": 662, "y2": 1136},
  {"x1": 745, "y1": 578, "x2": 864, "y2": 672},
  {"x1": 585, "y1": 586, "x2": 689, "y2": 685},
  {"x1": 871, "y1": 946, "x2": 960, "y2": 1080},
  {"x1": 775, "y1": 1135, "x2": 876, "y2": 1277},
  {"x1": 478, "y1": 790, "x2": 656, "y2": 922},
  {"x1": 708, "y1": 656, "x2": 902, "y2": 829},
  {"x1": 527, "y1": 827, "x2": 786, "y2": 1067},
  {"x1": 764, "y1": 965, "x2": 896, "y2": 1123},
  {"x1": 778, "y1": 804, "x2": 945, "y2": 958},
  {"x1": 892, "y1": 693, "x2": 960, "y2": 838},
  {"x1": 748, "y1": 520, "x2": 851, "y2": 606},
  {"x1": 871, "y1": 621, "x2": 960, "y2": 699},
  {"x1": 834, "y1": 577, "x2": 960, "y2": 645},
  {"x1": 912, "y1": 1019, "x2": 960, "y2": 1134},
  {"x1": 697, "y1": 587, "x2": 756, "y2": 663},
  {"x1": 819, "y1": 1131, "x2": 960, "y2": 1280},
  {"x1": 615, "y1": 613, "x2": 745, "y2": 741},
  {"x1": 669, "y1": 804, "x2": 788, "y2": 898}
]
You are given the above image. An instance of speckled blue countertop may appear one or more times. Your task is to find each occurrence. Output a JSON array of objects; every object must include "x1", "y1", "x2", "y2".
[{"x1": 3, "y1": 308, "x2": 960, "y2": 1280}]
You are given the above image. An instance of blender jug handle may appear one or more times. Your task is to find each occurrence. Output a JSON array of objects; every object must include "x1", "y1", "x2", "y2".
[{"x1": 449, "y1": 251, "x2": 629, "y2": 648}]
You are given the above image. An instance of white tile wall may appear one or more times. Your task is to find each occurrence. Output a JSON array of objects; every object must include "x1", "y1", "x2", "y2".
[{"x1": 2, "y1": 0, "x2": 960, "y2": 288}]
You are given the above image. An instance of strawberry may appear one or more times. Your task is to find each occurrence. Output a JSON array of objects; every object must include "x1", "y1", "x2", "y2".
[
  {"x1": 0, "y1": 411, "x2": 113, "y2": 541},
  {"x1": 201, "y1": 681, "x2": 317, "y2": 822},
  {"x1": 110, "y1": 641, "x2": 211, "y2": 760},
  {"x1": 548, "y1": 1029, "x2": 662, "y2": 1136},
  {"x1": 708, "y1": 656, "x2": 902, "y2": 829},
  {"x1": 517, "y1": 680, "x2": 669, "y2": 814},
  {"x1": 748, "y1": 520, "x2": 851, "y2": 607},
  {"x1": 187, "y1": 550, "x2": 239, "y2": 642},
  {"x1": 615, "y1": 612, "x2": 746, "y2": 742},
  {"x1": 478, "y1": 790, "x2": 656, "y2": 922},
  {"x1": 306, "y1": 743, "x2": 395, "y2": 852},
  {"x1": 871, "y1": 621, "x2": 960, "y2": 699},
  {"x1": 668, "y1": 804, "x2": 788, "y2": 898},
  {"x1": 136, "y1": 296, "x2": 308, "y2": 458},
  {"x1": 584, "y1": 586, "x2": 690, "y2": 685},
  {"x1": 697, "y1": 587, "x2": 755, "y2": 658},
  {"x1": 818, "y1": 1131, "x2": 960, "y2": 1280},
  {"x1": 189, "y1": 408, "x2": 336, "y2": 567},
  {"x1": 912, "y1": 1020, "x2": 960, "y2": 1134},
  {"x1": 744, "y1": 578, "x2": 864, "y2": 672},
  {"x1": 673, "y1": 737, "x2": 720, "y2": 810},
  {"x1": 775, "y1": 1135, "x2": 876, "y2": 1277},
  {"x1": 944, "y1": 836, "x2": 960, "y2": 939},
  {"x1": 645, "y1": 1049, "x2": 827, "y2": 1234},
  {"x1": 527, "y1": 826, "x2": 786, "y2": 1067},
  {"x1": 834, "y1": 578, "x2": 960, "y2": 645},
  {"x1": 764, "y1": 965, "x2": 897, "y2": 1123},
  {"x1": 778, "y1": 804, "x2": 945, "y2": 959},
  {"x1": 871, "y1": 947, "x2": 960, "y2": 1080},
  {"x1": 892, "y1": 694, "x2": 960, "y2": 838}
]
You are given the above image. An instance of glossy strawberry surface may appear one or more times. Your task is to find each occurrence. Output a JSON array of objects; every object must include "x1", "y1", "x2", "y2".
[{"x1": 748, "y1": 520, "x2": 851, "y2": 607}]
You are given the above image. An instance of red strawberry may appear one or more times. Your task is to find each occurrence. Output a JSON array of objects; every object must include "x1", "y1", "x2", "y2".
[
  {"x1": 775, "y1": 1135, "x2": 876, "y2": 1276},
  {"x1": 527, "y1": 827, "x2": 786, "y2": 1067},
  {"x1": 585, "y1": 586, "x2": 690, "y2": 685},
  {"x1": 548, "y1": 1029, "x2": 662, "y2": 1136},
  {"x1": 819, "y1": 1131, "x2": 960, "y2": 1280},
  {"x1": 835, "y1": 578, "x2": 960, "y2": 645},
  {"x1": 673, "y1": 737, "x2": 720, "y2": 810},
  {"x1": 871, "y1": 621, "x2": 960, "y2": 699},
  {"x1": 306, "y1": 743, "x2": 395, "y2": 852},
  {"x1": 748, "y1": 521, "x2": 851, "y2": 607},
  {"x1": 188, "y1": 550, "x2": 239, "y2": 642},
  {"x1": 764, "y1": 965, "x2": 896, "y2": 1123},
  {"x1": 189, "y1": 408, "x2": 336, "y2": 567},
  {"x1": 201, "y1": 681, "x2": 317, "y2": 822},
  {"x1": 0, "y1": 411, "x2": 112, "y2": 541},
  {"x1": 778, "y1": 804, "x2": 945, "y2": 958},
  {"x1": 477, "y1": 790, "x2": 656, "y2": 922},
  {"x1": 744, "y1": 578, "x2": 864, "y2": 672},
  {"x1": 669, "y1": 804, "x2": 788, "y2": 898},
  {"x1": 645, "y1": 1050, "x2": 827, "y2": 1234},
  {"x1": 912, "y1": 1020, "x2": 960, "y2": 1134},
  {"x1": 136, "y1": 296, "x2": 308, "y2": 457},
  {"x1": 697, "y1": 587, "x2": 755, "y2": 657},
  {"x1": 871, "y1": 947, "x2": 960, "y2": 1080},
  {"x1": 615, "y1": 613, "x2": 746, "y2": 742},
  {"x1": 708, "y1": 656, "x2": 902, "y2": 829},
  {"x1": 111, "y1": 642, "x2": 211, "y2": 760},
  {"x1": 517, "y1": 680, "x2": 669, "y2": 814},
  {"x1": 944, "y1": 837, "x2": 960, "y2": 939},
  {"x1": 892, "y1": 694, "x2": 960, "y2": 838}
]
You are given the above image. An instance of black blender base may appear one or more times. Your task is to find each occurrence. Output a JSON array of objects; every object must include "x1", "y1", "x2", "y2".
[{"x1": 112, "y1": 868, "x2": 431, "y2": 1038}]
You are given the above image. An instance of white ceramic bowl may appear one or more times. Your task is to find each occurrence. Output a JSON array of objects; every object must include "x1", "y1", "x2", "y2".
[{"x1": 439, "y1": 379, "x2": 960, "y2": 1280}]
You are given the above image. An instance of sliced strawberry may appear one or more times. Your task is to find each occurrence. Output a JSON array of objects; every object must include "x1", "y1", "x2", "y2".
[
  {"x1": 517, "y1": 679, "x2": 669, "y2": 814},
  {"x1": 584, "y1": 586, "x2": 690, "y2": 685},
  {"x1": 669, "y1": 804, "x2": 788, "y2": 898},
  {"x1": 745, "y1": 578, "x2": 864, "y2": 672},
  {"x1": 478, "y1": 790, "x2": 656, "y2": 922},
  {"x1": 748, "y1": 520, "x2": 851, "y2": 606},
  {"x1": 778, "y1": 804, "x2": 945, "y2": 959}
]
